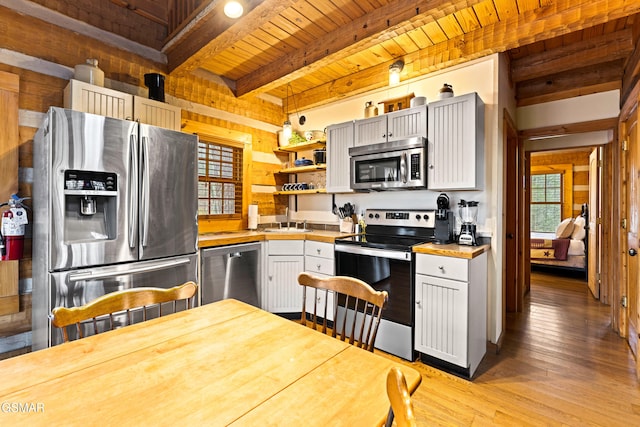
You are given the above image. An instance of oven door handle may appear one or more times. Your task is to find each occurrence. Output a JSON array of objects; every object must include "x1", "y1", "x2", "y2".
[{"x1": 335, "y1": 244, "x2": 411, "y2": 261}]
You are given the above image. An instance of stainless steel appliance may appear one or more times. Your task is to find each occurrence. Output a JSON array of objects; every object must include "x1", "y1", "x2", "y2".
[
  {"x1": 349, "y1": 137, "x2": 426, "y2": 191},
  {"x1": 32, "y1": 107, "x2": 198, "y2": 349},
  {"x1": 457, "y1": 200, "x2": 479, "y2": 246},
  {"x1": 200, "y1": 242, "x2": 261, "y2": 307},
  {"x1": 334, "y1": 208, "x2": 436, "y2": 360}
]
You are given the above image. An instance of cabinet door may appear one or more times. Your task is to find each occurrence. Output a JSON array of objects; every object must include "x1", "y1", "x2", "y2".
[
  {"x1": 326, "y1": 121, "x2": 354, "y2": 193},
  {"x1": 303, "y1": 273, "x2": 335, "y2": 321},
  {"x1": 354, "y1": 115, "x2": 387, "y2": 146},
  {"x1": 387, "y1": 105, "x2": 427, "y2": 141},
  {"x1": 266, "y1": 255, "x2": 304, "y2": 313},
  {"x1": 427, "y1": 93, "x2": 484, "y2": 190},
  {"x1": 133, "y1": 96, "x2": 181, "y2": 130},
  {"x1": 415, "y1": 273, "x2": 468, "y2": 368},
  {"x1": 64, "y1": 79, "x2": 133, "y2": 120}
]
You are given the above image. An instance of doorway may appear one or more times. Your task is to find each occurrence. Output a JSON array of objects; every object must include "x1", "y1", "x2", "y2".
[{"x1": 506, "y1": 121, "x2": 616, "y2": 315}]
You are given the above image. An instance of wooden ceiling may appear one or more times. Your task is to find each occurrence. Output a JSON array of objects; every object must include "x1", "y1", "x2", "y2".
[{"x1": 100, "y1": 1, "x2": 640, "y2": 112}]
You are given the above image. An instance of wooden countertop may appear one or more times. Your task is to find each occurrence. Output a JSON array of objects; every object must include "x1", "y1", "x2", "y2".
[
  {"x1": 0, "y1": 300, "x2": 422, "y2": 426},
  {"x1": 413, "y1": 242, "x2": 490, "y2": 259},
  {"x1": 198, "y1": 229, "x2": 353, "y2": 248}
]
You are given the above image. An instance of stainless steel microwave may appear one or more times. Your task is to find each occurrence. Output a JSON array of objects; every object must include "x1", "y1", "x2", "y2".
[{"x1": 349, "y1": 137, "x2": 426, "y2": 191}]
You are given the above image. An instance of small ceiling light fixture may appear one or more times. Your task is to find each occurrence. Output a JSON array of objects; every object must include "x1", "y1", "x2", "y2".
[
  {"x1": 224, "y1": 1, "x2": 244, "y2": 19},
  {"x1": 389, "y1": 60, "x2": 404, "y2": 86}
]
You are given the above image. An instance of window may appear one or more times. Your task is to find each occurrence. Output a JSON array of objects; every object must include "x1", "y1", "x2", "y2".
[
  {"x1": 198, "y1": 138, "x2": 243, "y2": 218},
  {"x1": 530, "y1": 173, "x2": 562, "y2": 232}
]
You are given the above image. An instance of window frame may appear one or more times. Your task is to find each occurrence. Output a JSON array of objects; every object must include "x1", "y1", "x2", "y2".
[
  {"x1": 197, "y1": 135, "x2": 244, "y2": 220},
  {"x1": 530, "y1": 164, "x2": 574, "y2": 232}
]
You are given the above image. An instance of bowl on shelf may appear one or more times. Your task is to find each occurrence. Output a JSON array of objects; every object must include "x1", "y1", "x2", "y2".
[{"x1": 294, "y1": 158, "x2": 313, "y2": 167}]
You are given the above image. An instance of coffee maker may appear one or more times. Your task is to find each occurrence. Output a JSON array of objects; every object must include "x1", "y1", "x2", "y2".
[
  {"x1": 457, "y1": 200, "x2": 479, "y2": 246},
  {"x1": 434, "y1": 193, "x2": 453, "y2": 244}
]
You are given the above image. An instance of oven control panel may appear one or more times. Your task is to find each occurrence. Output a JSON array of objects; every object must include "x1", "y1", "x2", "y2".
[{"x1": 365, "y1": 209, "x2": 435, "y2": 228}]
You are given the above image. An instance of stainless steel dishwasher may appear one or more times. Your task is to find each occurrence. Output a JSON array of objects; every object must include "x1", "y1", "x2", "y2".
[{"x1": 200, "y1": 242, "x2": 262, "y2": 307}]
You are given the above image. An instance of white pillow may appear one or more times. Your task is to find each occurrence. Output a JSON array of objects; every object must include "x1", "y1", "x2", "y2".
[
  {"x1": 555, "y1": 218, "x2": 575, "y2": 239},
  {"x1": 571, "y1": 216, "x2": 586, "y2": 240}
]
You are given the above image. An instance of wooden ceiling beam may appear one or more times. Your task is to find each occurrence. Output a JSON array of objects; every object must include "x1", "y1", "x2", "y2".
[
  {"x1": 511, "y1": 28, "x2": 634, "y2": 82},
  {"x1": 165, "y1": 0, "x2": 293, "y2": 76},
  {"x1": 288, "y1": 0, "x2": 640, "y2": 111},
  {"x1": 110, "y1": 0, "x2": 167, "y2": 25},
  {"x1": 516, "y1": 60, "x2": 624, "y2": 106},
  {"x1": 234, "y1": 0, "x2": 485, "y2": 98}
]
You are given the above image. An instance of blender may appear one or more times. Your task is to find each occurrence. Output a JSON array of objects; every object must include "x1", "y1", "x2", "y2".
[{"x1": 457, "y1": 200, "x2": 479, "y2": 246}]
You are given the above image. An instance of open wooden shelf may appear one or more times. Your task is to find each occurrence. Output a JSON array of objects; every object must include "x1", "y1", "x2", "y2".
[
  {"x1": 273, "y1": 188, "x2": 327, "y2": 195},
  {"x1": 276, "y1": 164, "x2": 326, "y2": 174},
  {"x1": 275, "y1": 140, "x2": 326, "y2": 153}
]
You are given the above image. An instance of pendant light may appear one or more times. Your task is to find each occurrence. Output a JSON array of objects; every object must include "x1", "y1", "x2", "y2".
[
  {"x1": 282, "y1": 85, "x2": 292, "y2": 141},
  {"x1": 389, "y1": 60, "x2": 404, "y2": 86}
]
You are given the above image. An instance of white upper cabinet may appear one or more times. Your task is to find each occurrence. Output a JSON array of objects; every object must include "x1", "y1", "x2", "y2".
[
  {"x1": 353, "y1": 115, "x2": 387, "y2": 146},
  {"x1": 64, "y1": 80, "x2": 182, "y2": 131},
  {"x1": 354, "y1": 104, "x2": 427, "y2": 147},
  {"x1": 133, "y1": 96, "x2": 181, "y2": 131},
  {"x1": 64, "y1": 79, "x2": 133, "y2": 120},
  {"x1": 326, "y1": 120, "x2": 354, "y2": 193},
  {"x1": 427, "y1": 92, "x2": 484, "y2": 190}
]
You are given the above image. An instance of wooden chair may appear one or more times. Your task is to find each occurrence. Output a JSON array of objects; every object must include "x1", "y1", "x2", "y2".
[
  {"x1": 297, "y1": 272, "x2": 388, "y2": 352},
  {"x1": 51, "y1": 281, "x2": 198, "y2": 343},
  {"x1": 385, "y1": 367, "x2": 417, "y2": 427}
]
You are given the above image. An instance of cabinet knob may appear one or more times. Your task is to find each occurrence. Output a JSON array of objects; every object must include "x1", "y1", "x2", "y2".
[
  {"x1": 429, "y1": 164, "x2": 434, "y2": 169},
  {"x1": 630, "y1": 248, "x2": 637, "y2": 256},
  {"x1": 388, "y1": 133, "x2": 393, "y2": 137},
  {"x1": 416, "y1": 301, "x2": 422, "y2": 309},
  {"x1": 316, "y1": 249, "x2": 321, "y2": 254},
  {"x1": 268, "y1": 275, "x2": 273, "y2": 281},
  {"x1": 438, "y1": 265, "x2": 444, "y2": 271},
  {"x1": 382, "y1": 134, "x2": 386, "y2": 138},
  {"x1": 317, "y1": 264, "x2": 322, "y2": 270}
]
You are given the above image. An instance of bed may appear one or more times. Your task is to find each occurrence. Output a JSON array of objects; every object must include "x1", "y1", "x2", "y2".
[{"x1": 530, "y1": 204, "x2": 588, "y2": 275}]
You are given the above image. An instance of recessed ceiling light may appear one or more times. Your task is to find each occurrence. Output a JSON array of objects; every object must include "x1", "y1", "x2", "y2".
[{"x1": 224, "y1": 1, "x2": 243, "y2": 19}]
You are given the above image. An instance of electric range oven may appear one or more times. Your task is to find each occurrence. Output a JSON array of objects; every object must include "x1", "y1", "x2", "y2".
[{"x1": 334, "y1": 209, "x2": 435, "y2": 360}]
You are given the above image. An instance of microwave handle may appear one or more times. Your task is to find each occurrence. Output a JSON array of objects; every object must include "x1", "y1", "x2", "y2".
[{"x1": 400, "y1": 152, "x2": 407, "y2": 183}]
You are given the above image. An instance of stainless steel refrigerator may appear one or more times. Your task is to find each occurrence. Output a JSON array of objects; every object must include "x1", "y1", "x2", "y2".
[{"x1": 32, "y1": 107, "x2": 198, "y2": 349}]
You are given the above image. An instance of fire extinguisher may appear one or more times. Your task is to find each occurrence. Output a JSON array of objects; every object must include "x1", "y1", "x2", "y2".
[{"x1": 0, "y1": 195, "x2": 30, "y2": 261}]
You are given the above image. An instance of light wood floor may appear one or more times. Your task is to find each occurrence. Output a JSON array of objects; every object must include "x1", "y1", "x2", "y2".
[{"x1": 385, "y1": 271, "x2": 640, "y2": 426}]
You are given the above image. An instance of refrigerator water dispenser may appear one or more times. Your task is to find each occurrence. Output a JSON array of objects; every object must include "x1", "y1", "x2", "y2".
[{"x1": 64, "y1": 170, "x2": 118, "y2": 242}]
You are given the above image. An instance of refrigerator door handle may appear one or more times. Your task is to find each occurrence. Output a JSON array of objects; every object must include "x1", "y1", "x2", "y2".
[
  {"x1": 141, "y1": 136, "x2": 150, "y2": 248},
  {"x1": 67, "y1": 257, "x2": 191, "y2": 282},
  {"x1": 128, "y1": 133, "x2": 138, "y2": 249}
]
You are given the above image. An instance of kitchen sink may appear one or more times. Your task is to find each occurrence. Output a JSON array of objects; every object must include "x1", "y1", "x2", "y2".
[{"x1": 263, "y1": 227, "x2": 312, "y2": 233}]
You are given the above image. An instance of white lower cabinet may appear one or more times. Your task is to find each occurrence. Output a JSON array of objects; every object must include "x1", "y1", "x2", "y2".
[
  {"x1": 304, "y1": 241, "x2": 335, "y2": 319},
  {"x1": 264, "y1": 240, "x2": 304, "y2": 313},
  {"x1": 414, "y1": 251, "x2": 487, "y2": 378}
]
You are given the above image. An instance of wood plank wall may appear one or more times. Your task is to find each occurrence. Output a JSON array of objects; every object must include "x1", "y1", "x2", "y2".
[
  {"x1": 530, "y1": 149, "x2": 591, "y2": 217},
  {"x1": 0, "y1": 3, "x2": 283, "y2": 349}
]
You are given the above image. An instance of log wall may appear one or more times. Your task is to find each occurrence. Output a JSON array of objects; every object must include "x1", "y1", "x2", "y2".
[{"x1": 0, "y1": 3, "x2": 283, "y2": 353}]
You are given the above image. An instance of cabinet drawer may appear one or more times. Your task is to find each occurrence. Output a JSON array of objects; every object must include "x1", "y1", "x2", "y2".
[
  {"x1": 268, "y1": 240, "x2": 304, "y2": 255},
  {"x1": 305, "y1": 255, "x2": 335, "y2": 276},
  {"x1": 304, "y1": 241, "x2": 334, "y2": 259},
  {"x1": 415, "y1": 253, "x2": 468, "y2": 282}
]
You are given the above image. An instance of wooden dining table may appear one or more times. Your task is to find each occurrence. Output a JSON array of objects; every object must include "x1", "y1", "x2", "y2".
[{"x1": 0, "y1": 299, "x2": 421, "y2": 426}]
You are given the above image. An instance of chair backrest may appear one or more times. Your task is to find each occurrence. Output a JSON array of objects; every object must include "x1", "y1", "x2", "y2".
[
  {"x1": 51, "y1": 281, "x2": 198, "y2": 343},
  {"x1": 297, "y1": 272, "x2": 388, "y2": 352},
  {"x1": 385, "y1": 367, "x2": 417, "y2": 427}
]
